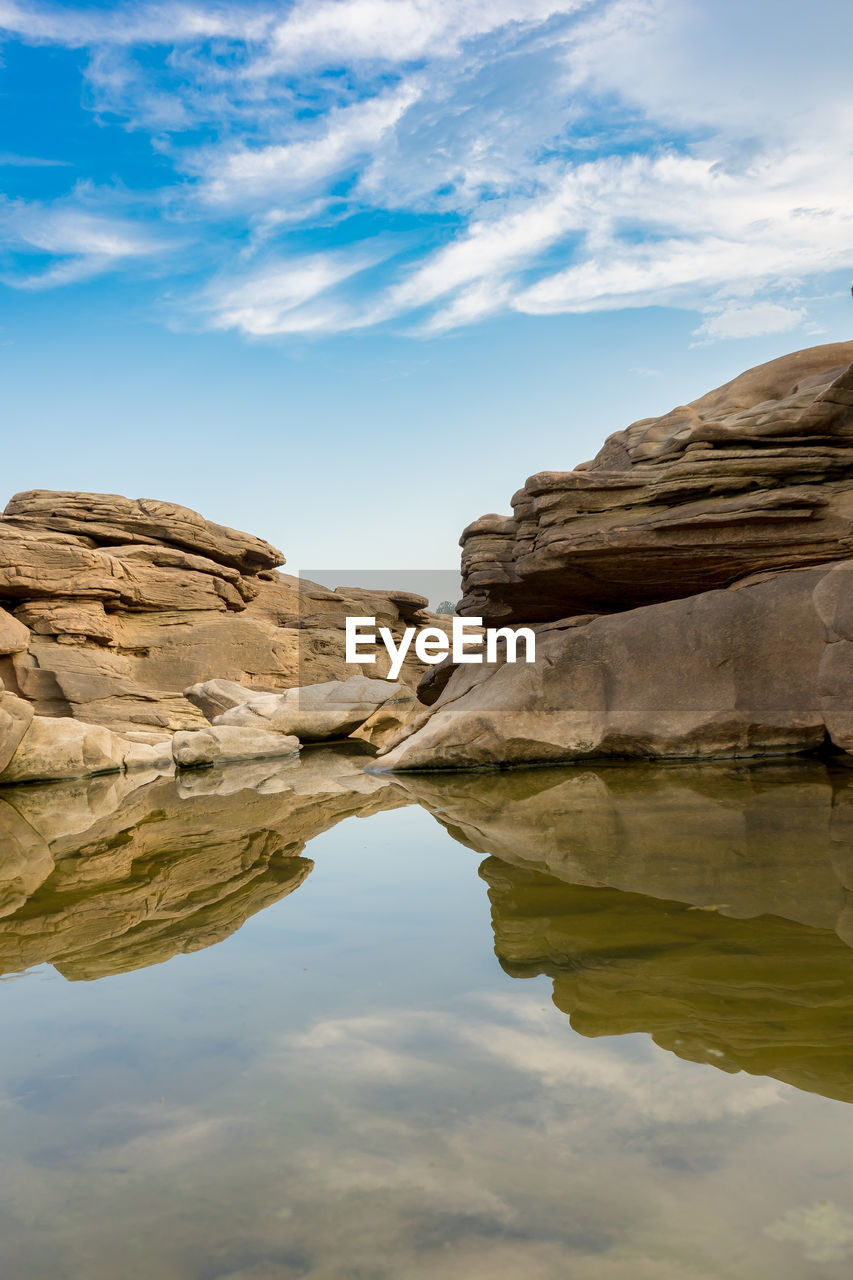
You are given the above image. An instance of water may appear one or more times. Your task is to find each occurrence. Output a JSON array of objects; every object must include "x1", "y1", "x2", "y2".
[{"x1": 1, "y1": 750, "x2": 852, "y2": 1278}]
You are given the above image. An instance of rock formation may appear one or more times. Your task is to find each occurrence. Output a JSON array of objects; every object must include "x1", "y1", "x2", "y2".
[
  {"x1": 212, "y1": 675, "x2": 410, "y2": 741},
  {"x1": 0, "y1": 490, "x2": 442, "y2": 735},
  {"x1": 459, "y1": 341, "x2": 853, "y2": 622},
  {"x1": 378, "y1": 342, "x2": 853, "y2": 769}
]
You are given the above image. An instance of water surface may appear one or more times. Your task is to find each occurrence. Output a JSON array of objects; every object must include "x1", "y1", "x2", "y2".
[{"x1": 1, "y1": 751, "x2": 852, "y2": 1278}]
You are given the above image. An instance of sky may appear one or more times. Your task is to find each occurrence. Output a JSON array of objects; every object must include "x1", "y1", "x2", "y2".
[{"x1": 1, "y1": 0, "x2": 852, "y2": 572}]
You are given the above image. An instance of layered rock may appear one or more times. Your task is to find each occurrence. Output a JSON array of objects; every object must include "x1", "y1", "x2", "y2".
[
  {"x1": 459, "y1": 342, "x2": 853, "y2": 622},
  {"x1": 377, "y1": 343, "x2": 853, "y2": 769},
  {"x1": 0, "y1": 490, "x2": 441, "y2": 735}
]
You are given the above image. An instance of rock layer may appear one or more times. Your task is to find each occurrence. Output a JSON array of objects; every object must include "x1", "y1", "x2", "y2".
[
  {"x1": 0, "y1": 490, "x2": 439, "y2": 734},
  {"x1": 459, "y1": 342, "x2": 853, "y2": 623}
]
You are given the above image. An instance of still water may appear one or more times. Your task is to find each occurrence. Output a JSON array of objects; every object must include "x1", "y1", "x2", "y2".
[{"x1": 1, "y1": 750, "x2": 852, "y2": 1278}]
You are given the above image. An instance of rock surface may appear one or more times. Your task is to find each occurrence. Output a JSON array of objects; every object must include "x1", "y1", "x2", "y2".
[
  {"x1": 0, "y1": 712, "x2": 173, "y2": 784},
  {"x1": 459, "y1": 342, "x2": 853, "y2": 623},
  {"x1": 215, "y1": 675, "x2": 406, "y2": 742},
  {"x1": 172, "y1": 724, "x2": 300, "y2": 768},
  {"x1": 380, "y1": 561, "x2": 853, "y2": 769},
  {"x1": 0, "y1": 489, "x2": 445, "y2": 734}
]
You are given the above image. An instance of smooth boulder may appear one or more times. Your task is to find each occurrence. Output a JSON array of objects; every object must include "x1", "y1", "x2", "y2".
[
  {"x1": 215, "y1": 675, "x2": 404, "y2": 742},
  {"x1": 172, "y1": 725, "x2": 300, "y2": 768},
  {"x1": 377, "y1": 562, "x2": 851, "y2": 770}
]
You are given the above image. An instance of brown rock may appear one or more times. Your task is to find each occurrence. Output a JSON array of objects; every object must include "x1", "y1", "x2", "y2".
[
  {"x1": 376, "y1": 563, "x2": 848, "y2": 770},
  {"x1": 459, "y1": 342, "x2": 853, "y2": 623},
  {"x1": 3, "y1": 490, "x2": 284, "y2": 573},
  {"x1": 0, "y1": 492, "x2": 443, "y2": 732}
]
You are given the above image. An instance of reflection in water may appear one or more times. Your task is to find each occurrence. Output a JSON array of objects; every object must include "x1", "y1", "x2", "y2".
[
  {"x1": 400, "y1": 762, "x2": 853, "y2": 1104},
  {"x1": 2, "y1": 753, "x2": 853, "y2": 1276},
  {"x1": 0, "y1": 749, "x2": 406, "y2": 979}
]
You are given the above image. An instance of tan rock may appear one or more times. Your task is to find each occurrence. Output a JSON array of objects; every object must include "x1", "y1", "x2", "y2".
[
  {"x1": 377, "y1": 563, "x2": 845, "y2": 770},
  {"x1": 350, "y1": 687, "x2": 420, "y2": 748},
  {"x1": 172, "y1": 725, "x2": 300, "y2": 768},
  {"x1": 216, "y1": 675, "x2": 403, "y2": 741},
  {"x1": 0, "y1": 607, "x2": 30, "y2": 654},
  {"x1": 0, "y1": 714, "x2": 173, "y2": 784},
  {"x1": 0, "y1": 680, "x2": 35, "y2": 773},
  {"x1": 460, "y1": 342, "x2": 853, "y2": 622},
  {"x1": 184, "y1": 678, "x2": 261, "y2": 721},
  {"x1": 4, "y1": 490, "x2": 284, "y2": 573}
]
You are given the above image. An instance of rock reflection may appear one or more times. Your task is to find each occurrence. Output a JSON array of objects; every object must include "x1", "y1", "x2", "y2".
[
  {"x1": 401, "y1": 761, "x2": 853, "y2": 1104},
  {"x1": 0, "y1": 749, "x2": 406, "y2": 980}
]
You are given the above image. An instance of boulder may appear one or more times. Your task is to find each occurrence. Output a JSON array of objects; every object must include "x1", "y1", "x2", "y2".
[
  {"x1": 376, "y1": 562, "x2": 851, "y2": 770},
  {"x1": 0, "y1": 607, "x2": 30, "y2": 655},
  {"x1": 0, "y1": 715, "x2": 173, "y2": 784},
  {"x1": 3, "y1": 490, "x2": 283, "y2": 573},
  {"x1": 183, "y1": 678, "x2": 259, "y2": 721},
  {"x1": 172, "y1": 725, "x2": 300, "y2": 768},
  {"x1": 215, "y1": 675, "x2": 403, "y2": 741},
  {"x1": 459, "y1": 342, "x2": 853, "y2": 623}
]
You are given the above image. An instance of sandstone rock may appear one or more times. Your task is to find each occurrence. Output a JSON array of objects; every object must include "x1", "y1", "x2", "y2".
[
  {"x1": 184, "y1": 678, "x2": 261, "y2": 721},
  {"x1": 0, "y1": 680, "x2": 34, "y2": 774},
  {"x1": 0, "y1": 607, "x2": 30, "y2": 655},
  {"x1": 460, "y1": 342, "x2": 853, "y2": 623},
  {"x1": 0, "y1": 715, "x2": 173, "y2": 784},
  {"x1": 216, "y1": 675, "x2": 403, "y2": 741},
  {"x1": 0, "y1": 491, "x2": 444, "y2": 732},
  {"x1": 376, "y1": 563, "x2": 847, "y2": 770},
  {"x1": 4, "y1": 490, "x2": 284, "y2": 573},
  {"x1": 349, "y1": 688, "x2": 420, "y2": 749},
  {"x1": 172, "y1": 725, "x2": 300, "y2": 768}
]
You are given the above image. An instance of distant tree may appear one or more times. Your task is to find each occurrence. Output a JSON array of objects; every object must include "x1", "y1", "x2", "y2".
[{"x1": 436, "y1": 600, "x2": 456, "y2": 615}]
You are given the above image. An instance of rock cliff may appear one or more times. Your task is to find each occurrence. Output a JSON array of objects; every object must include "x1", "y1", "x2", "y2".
[
  {"x1": 378, "y1": 342, "x2": 853, "y2": 769},
  {"x1": 459, "y1": 341, "x2": 853, "y2": 622}
]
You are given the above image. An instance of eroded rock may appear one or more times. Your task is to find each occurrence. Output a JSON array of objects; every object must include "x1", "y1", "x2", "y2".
[
  {"x1": 172, "y1": 725, "x2": 300, "y2": 768},
  {"x1": 215, "y1": 675, "x2": 403, "y2": 742},
  {"x1": 460, "y1": 342, "x2": 853, "y2": 623}
]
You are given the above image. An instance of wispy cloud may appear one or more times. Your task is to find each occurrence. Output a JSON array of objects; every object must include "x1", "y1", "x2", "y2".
[
  {"x1": 0, "y1": 192, "x2": 172, "y2": 288},
  {"x1": 0, "y1": 0, "x2": 851, "y2": 338}
]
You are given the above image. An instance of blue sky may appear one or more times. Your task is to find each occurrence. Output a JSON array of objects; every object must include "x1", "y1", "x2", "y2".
[{"x1": 1, "y1": 0, "x2": 852, "y2": 570}]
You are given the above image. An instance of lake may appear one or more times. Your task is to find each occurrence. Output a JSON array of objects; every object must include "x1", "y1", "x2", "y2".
[{"x1": 1, "y1": 749, "x2": 852, "y2": 1278}]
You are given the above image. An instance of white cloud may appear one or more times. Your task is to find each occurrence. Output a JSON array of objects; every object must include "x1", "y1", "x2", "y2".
[
  {"x1": 0, "y1": 194, "x2": 171, "y2": 288},
  {"x1": 694, "y1": 301, "x2": 807, "y2": 343},
  {"x1": 0, "y1": 0, "x2": 851, "y2": 338},
  {"x1": 202, "y1": 249, "x2": 380, "y2": 334}
]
